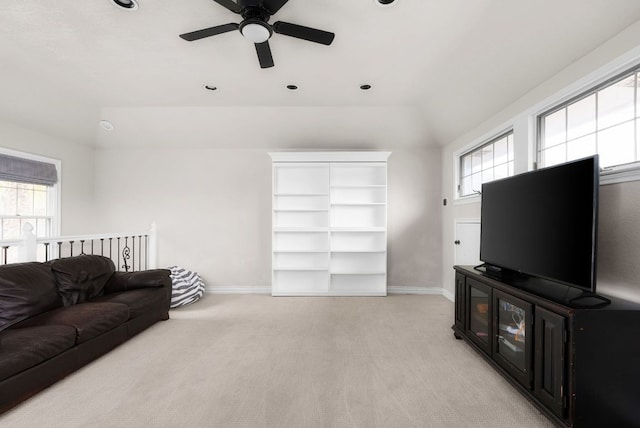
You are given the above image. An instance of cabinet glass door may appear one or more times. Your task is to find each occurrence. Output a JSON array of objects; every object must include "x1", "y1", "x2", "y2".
[
  {"x1": 493, "y1": 289, "x2": 533, "y2": 388},
  {"x1": 465, "y1": 278, "x2": 492, "y2": 354}
]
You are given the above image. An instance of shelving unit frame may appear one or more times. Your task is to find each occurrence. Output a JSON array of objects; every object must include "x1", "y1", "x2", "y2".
[{"x1": 270, "y1": 152, "x2": 391, "y2": 296}]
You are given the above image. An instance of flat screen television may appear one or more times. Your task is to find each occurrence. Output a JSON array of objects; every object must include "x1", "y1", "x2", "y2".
[{"x1": 480, "y1": 155, "x2": 599, "y2": 292}]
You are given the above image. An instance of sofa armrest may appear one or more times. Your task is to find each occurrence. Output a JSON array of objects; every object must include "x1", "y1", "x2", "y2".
[{"x1": 104, "y1": 269, "x2": 171, "y2": 294}]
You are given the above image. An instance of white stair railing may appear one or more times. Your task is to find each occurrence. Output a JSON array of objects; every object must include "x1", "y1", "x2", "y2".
[{"x1": 0, "y1": 222, "x2": 158, "y2": 271}]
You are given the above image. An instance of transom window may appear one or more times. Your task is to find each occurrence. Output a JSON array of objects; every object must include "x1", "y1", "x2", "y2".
[
  {"x1": 538, "y1": 66, "x2": 640, "y2": 169},
  {"x1": 459, "y1": 131, "x2": 514, "y2": 197}
]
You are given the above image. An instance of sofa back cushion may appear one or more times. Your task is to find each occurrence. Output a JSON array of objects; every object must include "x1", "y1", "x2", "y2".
[
  {"x1": 50, "y1": 255, "x2": 116, "y2": 306},
  {"x1": 0, "y1": 262, "x2": 62, "y2": 332}
]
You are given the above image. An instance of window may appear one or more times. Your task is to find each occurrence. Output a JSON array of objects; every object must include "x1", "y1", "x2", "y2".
[
  {"x1": 0, "y1": 181, "x2": 52, "y2": 239},
  {"x1": 0, "y1": 150, "x2": 59, "y2": 242},
  {"x1": 538, "y1": 66, "x2": 640, "y2": 170},
  {"x1": 459, "y1": 131, "x2": 514, "y2": 197}
]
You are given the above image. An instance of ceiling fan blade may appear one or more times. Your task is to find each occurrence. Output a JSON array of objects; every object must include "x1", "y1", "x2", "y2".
[
  {"x1": 272, "y1": 21, "x2": 335, "y2": 45},
  {"x1": 179, "y1": 23, "x2": 239, "y2": 41},
  {"x1": 262, "y1": 0, "x2": 290, "y2": 14},
  {"x1": 255, "y1": 41, "x2": 274, "y2": 68},
  {"x1": 212, "y1": 0, "x2": 242, "y2": 13}
]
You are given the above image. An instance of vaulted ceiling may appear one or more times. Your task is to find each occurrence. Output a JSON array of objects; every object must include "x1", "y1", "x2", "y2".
[{"x1": 2, "y1": 1, "x2": 640, "y2": 149}]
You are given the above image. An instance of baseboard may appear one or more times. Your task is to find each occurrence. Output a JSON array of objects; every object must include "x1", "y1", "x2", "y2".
[
  {"x1": 206, "y1": 286, "x2": 271, "y2": 294},
  {"x1": 441, "y1": 289, "x2": 455, "y2": 302},
  {"x1": 205, "y1": 285, "x2": 448, "y2": 296},
  {"x1": 387, "y1": 286, "x2": 444, "y2": 295}
]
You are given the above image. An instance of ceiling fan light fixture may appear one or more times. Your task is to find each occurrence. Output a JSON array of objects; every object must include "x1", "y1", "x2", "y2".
[
  {"x1": 111, "y1": 0, "x2": 138, "y2": 11},
  {"x1": 240, "y1": 21, "x2": 272, "y2": 43}
]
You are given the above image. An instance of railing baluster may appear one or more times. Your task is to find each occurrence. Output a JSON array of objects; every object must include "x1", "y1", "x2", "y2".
[
  {"x1": 80, "y1": 240, "x2": 85, "y2": 255},
  {"x1": 2, "y1": 246, "x2": 8, "y2": 265},
  {"x1": 138, "y1": 235, "x2": 142, "y2": 271},
  {"x1": 57, "y1": 242, "x2": 62, "y2": 259},
  {"x1": 121, "y1": 236, "x2": 130, "y2": 272},
  {"x1": 100, "y1": 238, "x2": 104, "y2": 256},
  {"x1": 44, "y1": 242, "x2": 50, "y2": 262},
  {"x1": 69, "y1": 241, "x2": 74, "y2": 257},
  {"x1": 132, "y1": 236, "x2": 135, "y2": 272},
  {"x1": 117, "y1": 237, "x2": 121, "y2": 271},
  {"x1": 91, "y1": 239, "x2": 94, "y2": 255}
]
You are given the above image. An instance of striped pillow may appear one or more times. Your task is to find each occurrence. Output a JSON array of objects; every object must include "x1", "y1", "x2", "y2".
[{"x1": 168, "y1": 266, "x2": 205, "y2": 309}]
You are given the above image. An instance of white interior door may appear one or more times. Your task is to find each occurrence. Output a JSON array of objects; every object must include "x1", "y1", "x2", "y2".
[{"x1": 454, "y1": 219, "x2": 481, "y2": 266}]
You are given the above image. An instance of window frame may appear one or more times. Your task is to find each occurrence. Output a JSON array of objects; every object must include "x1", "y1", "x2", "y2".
[
  {"x1": 536, "y1": 63, "x2": 640, "y2": 184},
  {"x1": 0, "y1": 147, "x2": 61, "y2": 238},
  {"x1": 457, "y1": 129, "x2": 515, "y2": 200}
]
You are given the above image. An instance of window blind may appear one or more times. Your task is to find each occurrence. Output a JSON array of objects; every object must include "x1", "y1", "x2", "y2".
[{"x1": 0, "y1": 154, "x2": 58, "y2": 186}]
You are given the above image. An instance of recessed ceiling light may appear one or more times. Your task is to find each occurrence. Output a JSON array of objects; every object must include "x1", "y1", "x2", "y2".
[
  {"x1": 360, "y1": 84, "x2": 372, "y2": 90},
  {"x1": 374, "y1": 0, "x2": 396, "y2": 6},
  {"x1": 99, "y1": 120, "x2": 114, "y2": 131},
  {"x1": 286, "y1": 85, "x2": 298, "y2": 90},
  {"x1": 111, "y1": 0, "x2": 138, "y2": 11},
  {"x1": 203, "y1": 85, "x2": 218, "y2": 91}
]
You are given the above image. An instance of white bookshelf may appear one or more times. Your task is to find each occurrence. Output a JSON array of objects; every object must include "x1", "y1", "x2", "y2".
[{"x1": 270, "y1": 152, "x2": 391, "y2": 296}]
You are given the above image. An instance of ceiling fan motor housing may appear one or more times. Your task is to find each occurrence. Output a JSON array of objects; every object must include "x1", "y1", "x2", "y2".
[{"x1": 241, "y1": 4, "x2": 272, "y2": 21}]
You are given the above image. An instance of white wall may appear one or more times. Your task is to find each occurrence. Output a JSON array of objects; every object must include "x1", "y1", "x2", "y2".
[
  {"x1": 388, "y1": 148, "x2": 442, "y2": 292},
  {"x1": 441, "y1": 21, "x2": 640, "y2": 302},
  {"x1": 92, "y1": 148, "x2": 271, "y2": 289},
  {"x1": 93, "y1": 147, "x2": 441, "y2": 291},
  {"x1": 0, "y1": 120, "x2": 95, "y2": 234}
]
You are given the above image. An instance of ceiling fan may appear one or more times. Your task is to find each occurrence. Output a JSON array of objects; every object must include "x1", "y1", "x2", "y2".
[{"x1": 179, "y1": 0, "x2": 335, "y2": 69}]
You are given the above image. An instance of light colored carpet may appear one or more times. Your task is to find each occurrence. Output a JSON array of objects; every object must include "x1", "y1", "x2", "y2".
[{"x1": 0, "y1": 295, "x2": 554, "y2": 428}]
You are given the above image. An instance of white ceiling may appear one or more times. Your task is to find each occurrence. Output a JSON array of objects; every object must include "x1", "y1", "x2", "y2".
[{"x1": 2, "y1": 0, "x2": 640, "y2": 149}]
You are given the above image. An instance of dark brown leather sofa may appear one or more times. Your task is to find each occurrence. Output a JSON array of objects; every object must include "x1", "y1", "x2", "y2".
[{"x1": 0, "y1": 255, "x2": 171, "y2": 414}]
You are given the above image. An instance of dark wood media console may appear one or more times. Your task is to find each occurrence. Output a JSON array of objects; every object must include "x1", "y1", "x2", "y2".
[{"x1": 453, "y1": 265, "x2": 640, "y2": 427}]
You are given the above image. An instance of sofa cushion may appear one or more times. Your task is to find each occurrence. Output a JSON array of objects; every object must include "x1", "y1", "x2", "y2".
[
  {"x1": 14, "y1": 302, "x2": 130, "y2": 344},
  {"x1": 93, "y1": 287, "x2": 168, "y2": 319},
  {"x1": 0, "y1": 325, "x2": 77, "y2": 382},
  {"x1": 0, "y1": 262, "x2": 62, "y2": 332},
  {"x1": 105, "y1": 269, "x2": 171, "y2": 294},
  {"x1": 50, "y1": 255, "x2": 116, "y2": 306}
]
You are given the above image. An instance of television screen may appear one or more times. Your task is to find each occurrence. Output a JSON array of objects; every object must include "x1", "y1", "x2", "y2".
[{"x1": 480, "y1": 155, "x2": 599, "y2": 292}]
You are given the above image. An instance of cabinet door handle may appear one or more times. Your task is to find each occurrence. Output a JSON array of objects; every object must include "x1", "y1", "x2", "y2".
[{"x1": 454, "y1": 240, "x2": 461, "y2": 245}]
